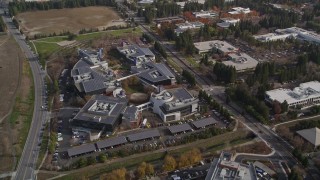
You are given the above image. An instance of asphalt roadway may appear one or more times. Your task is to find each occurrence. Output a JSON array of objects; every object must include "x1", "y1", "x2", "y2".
[{"x1": 0, "y1": 9, "x2": 47, "y2": 180}]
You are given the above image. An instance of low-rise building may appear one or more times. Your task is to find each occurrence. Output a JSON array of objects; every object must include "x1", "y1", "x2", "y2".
[
  {"x1": 217, "y1": 18, "x2": 240, "y2": 28},
  {"x1": 192, "y1": 10, "x2": 217, "y2": 18},
  {"x1": 122, "y1": 106, "x2": 141, "y2": 128},
  {"x1": 175, "y1": 21, "x2": 204, "y2": 35},
  {"x1": 127, "y1": 129, "x2": 160, "y2": 142},
  {"x1": 71, "y1": 48, "x2": 117, "y2": 95},
  {"x1": 276, "y1": 27, "x2": 320, "y2": 44},
  {"x1": 131, "y1": 62, "x2": 176, "y2": 86},
  {"x1": 67, "y1": 143, "x2": 96, "y2": 158},
  {"x1": 223, "y1": 52, "x2": 258, "y2": 72},
  {"x1": 296, "y1": 127, "x2": 320, "y2": 148},
  {"x1": 168, "y1": 123, "x2": 193, "y2": 135},
  {"x1": 228, "y1": 7, "x2": 251, "y2": 15},
  {"x1": 254, "y1": 33, "x2": 297, "y2": 42},
  {"x1": 192, "y1": 118, "x2": 218, "y2": 129},
  {"x1": 194, "y1": 40, "x2": 238, "y2": 55},
  {"x1": 117, "y1": 43, "x2": 155, "y2": 66},
  {"x1": 70, "y1": 95, "x2": 128, "y2": 140},
  {"x1": 206, "y1": 151, "x2": 257, "y2": 180},
  {"x1": 150, "y1": 88, "x2": 199, "y2": 122},
  {"x1": 265, "y1": 81, "x2": 320, "y2": 108}
]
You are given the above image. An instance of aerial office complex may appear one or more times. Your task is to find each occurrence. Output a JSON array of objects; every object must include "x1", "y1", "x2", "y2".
[
  {"x1": 70, "y1": 95, "x2": 128, "y2": 140},
  {"x1": 217, "y1": 18, "x2": 240, "y2": 28},
  {"x1": 117, "y1": 43, "x2": 155, "y2": 66},
  {"x1": 71, "y1": 48, "x2": 117, "y2": 95},
  {"x1": 192, "y1": 10, "x2": 217, "y2": 18},
  {"x1": 228, "y1": 7, "x2": 251, "y2": 15},
  {"x1": 131, "y1": 62, "x2": 176, "y2": 86},
  {"x1": 150, "y1": 88, "x2": 199, "y2": 122},
  {"x1": 265, "y1": 81, "x2": 320, "y2": 108}
]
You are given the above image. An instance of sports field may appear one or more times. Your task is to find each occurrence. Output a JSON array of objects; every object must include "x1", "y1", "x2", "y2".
[{"x1": 16, "y1": 7, "x2": 126, "y2": 37}]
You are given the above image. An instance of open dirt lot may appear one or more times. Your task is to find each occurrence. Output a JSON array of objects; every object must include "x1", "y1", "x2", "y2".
[
  {"x1": 16, "y1": 7, "x2": 126, "y2": 37},
  {"x1": 0, "y1": 35, "x2": 23, "y2": 173}
]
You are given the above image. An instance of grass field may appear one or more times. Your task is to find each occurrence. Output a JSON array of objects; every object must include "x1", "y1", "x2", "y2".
[{"x1": 16, "y1": 7, "x2": 126, "y2": 37}]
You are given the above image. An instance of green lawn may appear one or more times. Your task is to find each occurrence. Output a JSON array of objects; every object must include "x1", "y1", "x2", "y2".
[
  {"x1": 167, "y1": 58, "x2": 182, "y2": 73},
  {"x1": 186, "y1": 56, "x2": 199, "y2": 68}
]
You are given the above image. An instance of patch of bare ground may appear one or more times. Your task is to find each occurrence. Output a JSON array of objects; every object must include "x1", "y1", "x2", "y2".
[
  {"x1": 16, "y1": 7, "x2": 126, "y2": 37},
  {"x1": 233, "y1": 141, "x2": 272, "y2": 155}
]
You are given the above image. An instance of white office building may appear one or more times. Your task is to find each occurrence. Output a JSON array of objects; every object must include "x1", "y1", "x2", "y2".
[
  {"x1": 253, "y1": 33, "x2": 297, "y2": 42},
  {"x1": 265, "y1": 81, "x2": 320, "y2": 108},
  {"x1": 228, "y1": 7, "x2": 251, "y2": 15},
  {"x1": 150, "y1": 88, "x2": 199, "y2": 122},
  {"x1": 175, "y1": 21, "x2": 204, "y2": 35},
  {"x1": 194, "y1": 40, "x2": 239, "y2": 55},
  {"x1": 223, "y1": 52, "x2": 258, "y2": 72},
  {"x1": 192, "y1": 10, "x2": 217, "y2": 18},
  {"x1": 276, "y1": 27, "x2": 320, "y2": 44}
]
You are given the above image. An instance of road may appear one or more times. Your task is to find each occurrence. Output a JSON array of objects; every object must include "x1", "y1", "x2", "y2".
[{"x1": 1, "y1": 8, "x2": 48, "y2": 180}]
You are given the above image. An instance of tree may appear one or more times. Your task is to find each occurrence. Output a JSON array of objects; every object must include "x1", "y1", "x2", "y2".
[
  {"x1": 102, "y1": 168, "x2": 127, "y2": 180},
  {"x1": 67, "y1": 33, "x2": 77, "y2": 40},
  {"x1": 163, "y1": 155, "x2": 177, "y2": 172},
  {"x1": 281, "y1": 100, "x2": 288, "y2": 113},
  {"x1": 77, "y1": 157, "x2": 87, "y2": 168},
  {"x1": 273, "y1": 101, "x2": 282, "y2": 115},
  {"x1": 87, "y1": 156, "x2": 96, "y2": 165},
  {"x1": 145, "y1": 163, "x2": 154, "y2": 176},
  {"x1": 136, "y1": 162, "x2": 146, "y2": 179},
  {"x1": 97, "y1": 153, "x2": 107, "y2": 163}
]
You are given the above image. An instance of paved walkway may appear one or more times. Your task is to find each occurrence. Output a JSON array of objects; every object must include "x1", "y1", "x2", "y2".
[{"x1": 272, "y1": 114, "x2": 320, "y2": 131}]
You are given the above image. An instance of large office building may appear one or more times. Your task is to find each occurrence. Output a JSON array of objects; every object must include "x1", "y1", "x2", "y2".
[
  {"x1": 117, "y1": 43, "x2": 155, "y2": 66},
  {"x1": 253, "y1": 33, "x2": 297, "y2": 42},
  {"x1": 228, "y1": 7, "x2": 251, "y2": 15},
  {"x1": 223, "y1": 52, "x2": 258, "y2": 72},
  {"x1": 276, "y1": 27, "x2": 320, "y2": 44},
  {"x1": 265, "y1": 81, "x2": 320, "y2": 108},
  {"x1": 194, "y1": 40, "x2": 238, "y2": 55},
  {"x1": 71, "y1": 48, "x2": 117, "y2": 95},
  {"x1": 70, "y1": 95, "x2": 128, "y2": 140},
  {"x1": 192, "y1": 10, "x2": 217, "y2": 18},
  {"x1": 150, "y1": 88, "x2": 199, "y2": 122},
  {"x1": 131, "y1": 62, "x2": 176, "y2": 86},
  {"x1": 174, "y1": 21, "x2": 204, "y2": 35}
]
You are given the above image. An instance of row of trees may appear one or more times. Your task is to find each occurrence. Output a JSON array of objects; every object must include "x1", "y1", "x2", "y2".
[
  {"x1": 0, "y1": 18, "x2": 6, "y2": 32},
  {"x1": 175, "y1": 30, "x2": 195, "y2": 54},
  {"x1": 75, "y1": 153, "x2": 107, "y2": 168},
  {"x1": 279, "y1": 55, "x2": 307, "y2": 83},
  {"x1": 154, "y1": 41, "x2": 167, "y2": 58},
  {"x1": 163, "y1": 148, "x2": 202, "y2": 171},
  {"x1": 226, "y1": 84, "x2": 269, "y2": 123},
  {"x1": 245, "y1": 62, "x2": 275, "y2": 87},
  {"x1": 138, "y1": 2, "x2": 181, "y2": 23},
  {"x1": 8, "y1": 0, "x2": 116, "y2": 16},
  {"x1": 259, "y1": 10, "x2": 299, "y2": 29},
  {"x1": 213, "y1": 63, "x2": 236, "y2": 83},
  {"x1": 182, "y1": 70, "x2": 196, "y2": 86}
]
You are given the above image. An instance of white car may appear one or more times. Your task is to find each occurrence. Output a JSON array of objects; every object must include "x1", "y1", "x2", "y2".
[{"x1": 57, "y1": 137, "x2": 63, "y2": 142}]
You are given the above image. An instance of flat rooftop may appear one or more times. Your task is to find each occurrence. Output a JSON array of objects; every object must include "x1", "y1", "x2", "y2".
[
  {"x1": 168, "y1": 123, "x2": 193, "y2": 134},
  {"x1": 266, "y1": 81, "x2": 320, "y2": 105},
  {"x1": 223, "y1": 53, "x2": 258, "y2": 71},
  {"x1": 73, "y1": 95, "x2": 128, "y2": 126},
  {"x1": 192, "y1": 118, "x2": 218, "y2": 129},
  {"x1": 194, "y1": 40, "x2": 238, "y2": 53},
  {"x1": 127, "y1": 129, "x2": 160, "y2": 142},
  {"x1": 67, "y1": 143, "x2": 96, "y2": 157}
]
